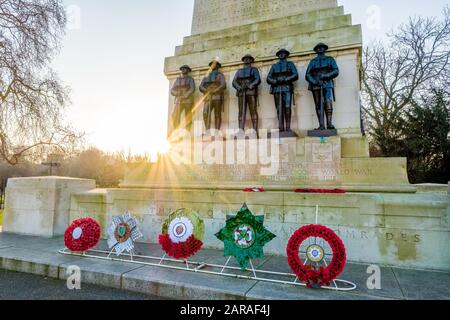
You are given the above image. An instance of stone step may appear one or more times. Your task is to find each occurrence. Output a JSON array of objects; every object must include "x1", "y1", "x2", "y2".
[
  {"x1": 165, "y1": 25, "x2": 362, "y2": 73},
  {"x1": 175, "y1": 14, "x2": 353, "y2": 56},
  {"x1": 183, "y1": 6, "x2": 345, "y2": 45}
]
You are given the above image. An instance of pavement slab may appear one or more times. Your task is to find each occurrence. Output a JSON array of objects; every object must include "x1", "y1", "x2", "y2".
[
  {"x1": 0, "y1": 268, "x2": 162, "y2": 300},
  {"x1": 245, "y1": 281, "x2": 381, "y2": 300},
  {"x1": 339, "y1": 263, "x2": 405, "y2": 300},
  {"x1": 122, "y1": 265, "x2": 257, "y2": 300},
  {"x1": 59, "y1": 257, "x2": 145, "y2": 289},
  {"x1": 392, "y1": 268, "x2": 450, "y2": 300},
  {"x1": 0, "y1": 246, "x2": 82, "y2": 278},
  {"x1": 0, "y1": 233, "x2": 64, "y2": 253}
]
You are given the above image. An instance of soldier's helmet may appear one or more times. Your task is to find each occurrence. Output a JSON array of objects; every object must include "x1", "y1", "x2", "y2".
[
  {"x1": 179, "y1": 65, "x2": 192, "y2": 72},
  {"x1": 209, "y1": 60, "x2": 222, "y2": 68},
  {"x1": 313, "y1": 43, "x2": 329, "y2": 53},
  {"x1": 241, "y1": 54, "x2": 255, "y2": 63},
  {"x1": 276, "y1": 48, "x2": 290, "y2": 58}
]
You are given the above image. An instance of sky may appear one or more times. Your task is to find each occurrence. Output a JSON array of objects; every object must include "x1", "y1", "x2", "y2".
[{"x1": 53, "y1": 0, "x2": 449, "y2": 158}]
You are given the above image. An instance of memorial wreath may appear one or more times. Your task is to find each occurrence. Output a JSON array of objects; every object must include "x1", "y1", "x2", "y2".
[
  {"x1": 287, "y1": 224, "x2": 346, "y2": 288},
  {"x1": 64, "y1": 217, "x2": 101, "y2": 252},
  {"x1": 107, "y1": 212, "x2": 143, "y2": 256},
  {"x1": 159, "y1": 208, "x2": 204, "y2": 259},
  {"x1": 216, "y1": 204, "x2": 276, "y2": 270}
]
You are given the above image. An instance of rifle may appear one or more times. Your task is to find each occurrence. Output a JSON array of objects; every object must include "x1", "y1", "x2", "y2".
[
  {"x1": 278, "y1": 87, "x2": 283, "y2": 131},
  {"x1": 241, "y1": 87, "x2": 247, "y2": 130},
  {"x1": 319, "y1": 81, "x2": 325, "y2": 130},
  {"x1": 205, "y1": 97, "x2": 211, "y2": 130},
  {"x1": 201, "y1": 76, "x2": 213, "y2": 130}
]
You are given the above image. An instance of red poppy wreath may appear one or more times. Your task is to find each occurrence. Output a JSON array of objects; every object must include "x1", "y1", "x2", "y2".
[
  {"x1": 286, "y1": 224, "x2": 346, "y2": 288},
  {"x1": 64, "y1": 217, "x2": 101, "y2": 252},
  {"x1": 159, "y1": 209, "x2": 204, "y2": 260}
]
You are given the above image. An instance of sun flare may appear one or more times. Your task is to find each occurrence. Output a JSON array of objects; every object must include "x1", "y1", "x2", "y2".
[{"x1": 157, "y1": 139, "x2": 172, "y2": 156}]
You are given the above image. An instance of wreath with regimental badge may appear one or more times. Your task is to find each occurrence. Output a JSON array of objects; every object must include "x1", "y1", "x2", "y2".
[
  {"x1": 215, "y1": 204, "x2": 276, "y2": 270},
  {"x1": 287, "y1": 224, "x2": 346, "y2": 288},
  {"x1": 107, "y1": 212, "x2": 143, "y2": 256},
  {"x1": 159, "y1": 208, "x2": 204, "y2": 259}
]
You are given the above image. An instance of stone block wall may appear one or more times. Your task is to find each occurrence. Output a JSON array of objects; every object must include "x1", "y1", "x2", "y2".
[
  {"x1": 70, "y1": 187, "x2": 450, "y2": 271},
  {"x1": 3, "y1": 177, "x2": 95, "y2": 237},
  {"x1": 3, "y1": 176, "x2": 448, "y2": 271}
]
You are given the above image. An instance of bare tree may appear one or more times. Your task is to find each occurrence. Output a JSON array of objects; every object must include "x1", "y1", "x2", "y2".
[
  {"x1": 0, "y1": 0, "x2": 82, "y2": 165},
  {"x1": 362, "y1": 6, "x2": 450, "y2": 155}
]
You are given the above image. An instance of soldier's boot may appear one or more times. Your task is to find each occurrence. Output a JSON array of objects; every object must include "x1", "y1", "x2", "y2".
[
  {"x1": 285, "y1": 108, "x2": 293, "y2": 131},
  {"x1": 325, "y1": 101, "x2": 335, "y2": 130},
  {"x1": 251, "y1": 117, "x2": 258, "y2": 132},
  {"x1": 316, "y1": 108, "x2": 326, "y2": 130},
  {"x1": 251, "y1": 117, "x2": 259, "y2": 139}
]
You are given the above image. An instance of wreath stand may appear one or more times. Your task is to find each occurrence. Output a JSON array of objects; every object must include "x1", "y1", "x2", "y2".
[{"x1": 59, "y1": 206, "x2": 357, "y2": 292}]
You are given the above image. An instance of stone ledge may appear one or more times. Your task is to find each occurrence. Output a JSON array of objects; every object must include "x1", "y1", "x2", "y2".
[
  {"x1": 165, "y1": 26, "x2": 362, "y2": 73},
  {"x1": 117, "y1": 183, "x2": 418, "y2": 193},
  {"x1": 176, "y1": 14, "x2": 353, "y2": 56},
  {"x1": 185, "y1": 6, "x2": 345, "y2": 45},
  {"x1": 414, "y1": 184, "x2": 449, "y2": 194},
  {"x1": 6, "y1": 176, "x2": 95, "y2": 189},
  {"x1": 191, "y1": 0, "x2": 339, "y2": 35}
]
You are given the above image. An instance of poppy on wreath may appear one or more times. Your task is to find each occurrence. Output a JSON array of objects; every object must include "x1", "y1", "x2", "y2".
[
  {"x1": 286, "y1": 224, "x2": 347, "y2": 288},
  {"x1": 159, "y1": 208, "x2": 204, "y2": 260},
  {"x1": 64, "y1": 217, "x2": 101, "y2": 252},
  {"x1": 215, "y1": 203, "x2": 276, "y2": 270}
]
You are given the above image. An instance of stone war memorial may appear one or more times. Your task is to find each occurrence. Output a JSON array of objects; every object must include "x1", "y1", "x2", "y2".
[{"x1": 2, "y1": 0, "x2": 450, "y2": 294}]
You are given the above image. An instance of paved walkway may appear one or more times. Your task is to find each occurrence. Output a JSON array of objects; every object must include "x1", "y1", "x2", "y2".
[
  {"x1": 0, "y1": 268, "x2": 162, "y2": 300},
  {"x1": 0, "y1": 233, "x2": 448, "y2": 300}
]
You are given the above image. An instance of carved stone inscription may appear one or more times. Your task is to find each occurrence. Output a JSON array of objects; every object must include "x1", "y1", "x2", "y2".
[
  {"x1": 312, "y1": 143, "x2": 334, "y2": 163},
  {"x1": 191, "y1": 0, "x2": 338, "y2": 34}
]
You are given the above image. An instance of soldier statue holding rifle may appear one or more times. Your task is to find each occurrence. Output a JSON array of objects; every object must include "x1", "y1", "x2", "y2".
[
  {"x1": 200, "y1": 60, "x2": 227, "y2": 131},
  {"x1": 305, "y1": 43, "x2": 340, "y2": 133},
  {"x1": 170, "y1": 65, "x2": 196, "y2": 131},
  {"x1": 232, "y1": 54, "x2": 261, "y2": 135},
  {"x1": 267, "y1": 49, "x2": 299, "y2": 136}
]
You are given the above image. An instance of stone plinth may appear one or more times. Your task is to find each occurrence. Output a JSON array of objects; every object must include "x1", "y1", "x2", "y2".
[
  {"x1": 3, "y1": 177, "x2": 95, "y2": 237},
  {"x1": 121, "y1": 136, "x2": 412, "y2": 193},
  {"x1": 70, "y1": 187, "x2": 450, "y2": 271},
  {"x1": 191, "y1": 0, "x2": 338, "y2": 35}
]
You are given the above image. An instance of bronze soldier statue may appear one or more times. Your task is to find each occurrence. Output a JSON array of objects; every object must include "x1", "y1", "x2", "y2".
[
  {"x1": 170, "y1": 65, "x2": 195, "y2": 131},
  {"x1": 267, "y1": 49, "x2": 299, "y2": 134},
  {"x1": 200, "y1": 60, "x2": 227, "y2": 131},
  {"x1": 305, "y1": 43, "x2": 339, "y2": 131},
  {"x1": 232, "y1": 54, "x2": 261, "y2": 133}
]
